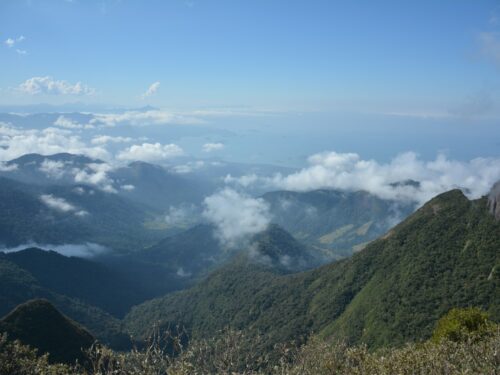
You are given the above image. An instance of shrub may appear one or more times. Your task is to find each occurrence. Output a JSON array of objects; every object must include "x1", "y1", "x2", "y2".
[{"x1": 432, "y1": 307, "x2": 493, "y2": 343}]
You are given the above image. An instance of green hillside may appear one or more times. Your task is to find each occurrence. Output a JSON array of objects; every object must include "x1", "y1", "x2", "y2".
[
  {"x1": 0, "y1": 255, "x2": 131, "y2": 349},
  {"x1": 0, "y1": 299, "x2": 94, "y2": 364},
  {"x1": 262, "y1": 189, "x2": 414, "y2": 258},
  {"x1": 125, "y1": 189, "x2": 500, "y2": 353},
  {"x1": 0, "y1": 176, "x2": 167, "y2": 251},
  {"x1": 4, "y1": 248, "x2": 149, "y2": 317}
]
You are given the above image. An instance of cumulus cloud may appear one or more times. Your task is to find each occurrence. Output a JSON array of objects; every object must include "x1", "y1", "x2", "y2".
[
  {"x1": 225, "y1": 151, "x2": 500, "y2": 206},
  {"x1": 40, "y1": 194, "x2": 76, "y2": 212},
  {"x1": 73, "y1": 163, "x2": 116, "y2": 193},
  {"x1": 39, "y1": 159, "x2": 66, "y2": 179},
  {"x1": 0, "y1": 242, "x2": 108, "y2": 258},
  {"x1": 117, "y1": 142, "x2": 184, "y2": 162},
  {"x1": 54, "y1": 116, "x2": 94, "y2": 129},
  {"x1": 172, "y1": 160, "x2": 205, "y2": 174},
  {"x1": 4, "y1": 35, "x2": 25, "y2": 48},
  {"x1": 91, "y1": 135, "x2": 133, "y2": 145},
  {"x1": 202, "y1": 142, "x2": 224, "y2": 152},
  {"x1": 0, "y1": 123, "x2": 110, "y2": 161},
  {"x1": 203, "y1": 188, "x2": 271, "y2": 247},
  {"x1": 18, "y1": 76, "x2": 95, "y2": 96},
  {"x1": 141, "y1": 81, "x2": 160, "y2": 99}
]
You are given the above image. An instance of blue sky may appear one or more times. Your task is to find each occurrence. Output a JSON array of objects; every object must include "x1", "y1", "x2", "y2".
[
  {"x1": 0, "y1": 0, "x2": 499, "y2": 172},
  {"x1": 1, "y1": 0, "x2": 499, "y2": 113}
]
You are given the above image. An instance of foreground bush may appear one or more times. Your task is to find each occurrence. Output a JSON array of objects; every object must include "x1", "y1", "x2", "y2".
[
  {"x1": 1, "y1": 327, "x2": 499, "y2": 374},
  {"x1": 279, "y1": 331, "x2": 500, "y2": 375},
  {"x1": 432, "y1": 307, "x2": 493, "y2": 343},
  {"x1": 0, "y1": 333, "x2": 72, "y2": 375}
]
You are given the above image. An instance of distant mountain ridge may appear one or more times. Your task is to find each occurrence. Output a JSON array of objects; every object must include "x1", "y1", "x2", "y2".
[{"x1": 262, "y1": 189, "x2": 414, "y2": 258}]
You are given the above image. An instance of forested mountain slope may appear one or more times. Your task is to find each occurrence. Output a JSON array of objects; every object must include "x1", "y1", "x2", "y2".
[{"x1": 125, "y1": 189, "x2": 500, "y2": 353}]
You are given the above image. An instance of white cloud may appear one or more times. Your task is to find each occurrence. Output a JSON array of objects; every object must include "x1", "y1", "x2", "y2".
[
  {"x1": 4, "y1": 36, "x2": 25, "y2": 48},
  {"x1": 202, "y1": 142, "x2": 224, "y2": 152},
  {"x1": 0, "y1": 123, "x2": 110, "y2": 161},
  {"x1": 120, "y1": 184, "x2": 135, "y2": 191},
  {"x1": 73, "y1": 163, "x2": 116, "y2": 193},
  {"x1": 18, "y1": 76, "x2": 95, "y2": 96},
  {"x1": 16, "y1": 49, "x2": 27, "y2": 55},
  {"x1": 93, "y1": 110, "x2": 205, "y2": 127},
  {"x1": 141, "y1": 81, "x2": 160, "y2": 99},
  {"x1": 40, "y1": 194, "x2": 76, "y2": 212},
  {"x1": 4, "y1": 38, "x2": 15, "y2": 47},
  {"x1": 0, "y1": 242, "x2": 108, "y2": 258},
  {"x1": 225, "y1": 151, "x2": 500, "y2": 206},
  {"x1": 203, "y1": 188, "x2": 271, "y2": 247},
  {"x1": 172, "y1": 160, "x2": 205, "y2": 174},
  {"x1": 39, "y1": 159, "x2": 66, "y2": 179},
  {"x1": 91, "y1": 135, "x2": 133, "y2": 145},
  {"x1": 0, "y1": 161, "x2": 18, "y2": 172},
  {"x1": 54, "y1": 116, "x2": 94, "y2": 129},
  {"x1": 165, "y1": 204, "x2": 198, "y2": 226},
  {"x1": 117, "y1": 142, "x2": 184, "y2": 162}
]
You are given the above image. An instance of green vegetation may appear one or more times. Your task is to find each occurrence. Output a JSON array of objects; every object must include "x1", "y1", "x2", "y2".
[
  {"x1": 2, "y1": 327, "x2": 499, "y2": 374},
  {"x1": 4, "y1": 248, "x2": 150, "y2": 317},
  {"x1": 125, "y1": 190, "x2": 500, "y2": 355},
  {"x1": 262, "y1": 189, "x2": 414, "y2": 258},
  {"x1": 0, "y1": 176, "x2": 167, "y2": 251},
  {"x1": 432, "y1": 307, "x2": 494, "y2": 343},
  {"x1": 0, "y1": 299, "x2": 94, "y2": 364},
  {"x1": 0, "y1": 256, "x2": 131, "y2": 349}
]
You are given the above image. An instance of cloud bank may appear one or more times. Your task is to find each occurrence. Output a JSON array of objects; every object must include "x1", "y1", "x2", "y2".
[
  {"x1": 117, "y1": 142, "x2": 184, "y2": 162},
  {"x1": 0, "y1": 123, "x2": 110, "y2": 161},
  {"x1": 0, "y1": 242, "x2": 108, "y2": 258},
  {"x1": 203, "y1": 188, "x2": 271, "y2": 247},
  {"x1": 202, "y1": 142, "x2": 224, "y2": 152},
  {"x1": 225, "y1": 151, "x2": 500, "y2": 206},
  {"x1": 18, "y1": 76, "x2": 95, "y2": 96}
]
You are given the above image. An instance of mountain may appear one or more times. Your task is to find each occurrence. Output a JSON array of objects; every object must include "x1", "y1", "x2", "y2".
[
  {"x1": 488, "y1": 181, "x2": 500, "y2": 220},
  {"x1": 262, "y1": 189, "x2": 414, "y2": 258},
  {"x1": 1, "y1": 153, "x2": 103, "y2": 186},
  {"x1": 0, "y1": 299, "x2": 94, "y2": 364},
  {"x1": 110, "y1": 161, "x2": 208, "y2": 210},
  {"x1": 125, "y1": 189, "x2": 500, "y2": 354},
  {"x1": 123, "y1": 223, "x2": 319, "y2": 292},
  {"x1": 3, "y1": 248, "x2": 150, "y2": 317},
  {"x1": 0, "y1": 176, "x2": 167, "y2": 250},
  {"x1": 0, "y1": 255, "x2": 130, "y2": 349}
]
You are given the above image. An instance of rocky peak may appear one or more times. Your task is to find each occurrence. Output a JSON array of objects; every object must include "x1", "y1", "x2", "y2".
[{"x1": 487, "y1": 182, "x2": 500, "y2": 220}]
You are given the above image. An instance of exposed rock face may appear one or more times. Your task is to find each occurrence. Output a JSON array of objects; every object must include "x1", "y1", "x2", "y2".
[{"x1": 488, "y1": 182, "x2": 500, "y2": 220}]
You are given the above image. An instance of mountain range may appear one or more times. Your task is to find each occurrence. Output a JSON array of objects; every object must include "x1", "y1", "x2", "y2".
[{"x1": 125, "y1": 189, "x2": 500, "y2": 354}]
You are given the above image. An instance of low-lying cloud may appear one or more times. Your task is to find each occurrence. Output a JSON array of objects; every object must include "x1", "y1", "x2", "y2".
[
  {"x1": 225, "y1": 151, "x2": 500, "y2": 206},
  {"x1": 202, "y1": 142, "x2": 224, "y2": 152},
  {"x1": 40, "y1": 194, "x2": 89, "y2": 216},
  {"x1": 0, "y1": 242, "x2": 108, "y2": 258},
  {"x1": 0, "y1": 123, "x2": 110, "y2": 161},
  {"x1": 203, "y1": 188, "x2": 271, "y2": 247},
  {"x1": 117, "y1": 142, "x2": 184, "y2": 162}
]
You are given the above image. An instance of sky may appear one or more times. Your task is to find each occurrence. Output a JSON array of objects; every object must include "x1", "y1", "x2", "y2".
[
  {"x1": 0, "y1": 0, "x2": 499, "y2": 183},
  {"x1": 1, "y1": 0, "x2": 499, "y2": 112},
  {"x1": 0, "y1": 0, "x2": 500, "y2": 241}
]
